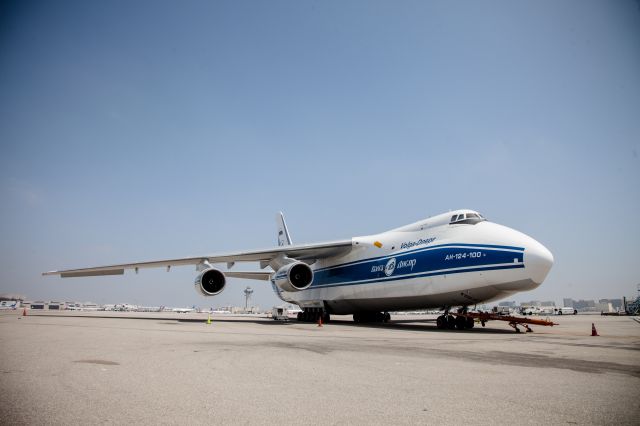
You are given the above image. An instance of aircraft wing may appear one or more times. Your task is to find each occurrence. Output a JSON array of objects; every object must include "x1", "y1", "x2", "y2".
[
  {"x1": 224, "y1": 271, "x2": 272, "y2": 281},
  {"x1": 42, "y1": 239, "x2": 353, "y2": 278}
]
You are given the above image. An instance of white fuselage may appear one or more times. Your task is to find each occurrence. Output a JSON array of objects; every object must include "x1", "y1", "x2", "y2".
[{"x1": 271, "y1": 210, "x2": 554, "y2": 314}]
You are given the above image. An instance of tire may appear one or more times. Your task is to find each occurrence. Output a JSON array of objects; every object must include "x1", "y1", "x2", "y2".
[
  {"x1": 436, "y1": 315, "x2": 446, "y2": 329},
  {"x1": 455, "y1": 315, "x2": 467, "y2": 330},
  {"x1": 466, "y1": 317, "x2": 474, "y2": 329},
  {"x1": 447, "y1": 315, "x2": 457, "y2": 329}
]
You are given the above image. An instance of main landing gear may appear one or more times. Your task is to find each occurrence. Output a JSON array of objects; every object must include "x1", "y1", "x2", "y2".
[
  {"x1": 436, "y1": 307, "x2": 474, "y2": 330},
  {"x1": 352, "y1": 312, "x2": 391, "y2": 323},
  {"x1": 297, "y1": 308, "x2": 330, "y2": 323}
]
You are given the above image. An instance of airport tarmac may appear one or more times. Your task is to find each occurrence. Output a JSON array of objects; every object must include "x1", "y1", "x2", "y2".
[{"x1": 1, "y1": 311, "x2": 638, "y2": 425}]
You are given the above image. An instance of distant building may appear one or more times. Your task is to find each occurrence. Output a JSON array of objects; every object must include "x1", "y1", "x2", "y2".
[
  {"x1": 595, "y1": 302, "x2": 613, "y2": 313},
  {"x1": 540, "y1": 301, "x2": 556, "y2": 307},
  {"x1": 498, "y1": 301, "x2": 516, "y2": 307},
  {"x1": 563, "y1": 298, "x2": 574, "y2": 308},
  {"x1": 573, "y1": 299, "x2": 596, "y2": 310},
  {"x1": 230, "y1": 306, "x2": 261, "y2": 314},
  {"x1": 599, "y1": 299, "x2": 623, "y2": 310},
  {"x1": 30, "y1": 301, "x2": 46, "y2": 309}
]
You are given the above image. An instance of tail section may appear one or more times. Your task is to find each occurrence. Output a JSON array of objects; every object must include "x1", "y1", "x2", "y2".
[{"x1": 276, "y1": 212, "x2": 293, "y2": 246}]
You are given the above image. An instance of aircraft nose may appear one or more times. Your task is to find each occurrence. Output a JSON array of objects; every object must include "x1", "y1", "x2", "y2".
[{"x1": 525, "y1": 238, "x2": 554, "y2": 284}]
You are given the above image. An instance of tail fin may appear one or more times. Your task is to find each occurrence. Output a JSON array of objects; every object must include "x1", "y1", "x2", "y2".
[{"x1": 276, "y1": 212, "x2": 293, "y2": 246}]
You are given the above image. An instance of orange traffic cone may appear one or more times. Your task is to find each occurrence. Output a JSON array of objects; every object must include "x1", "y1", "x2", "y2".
[
  {"x1": 591, "y1": 323, "x2": 599, "y2": 336},
  {"x1": 317, "y1": 316, "x2": 323, "y2": 327},
  {"x1": 22, "y1": 308, "x2": 27, "y2": 316}
]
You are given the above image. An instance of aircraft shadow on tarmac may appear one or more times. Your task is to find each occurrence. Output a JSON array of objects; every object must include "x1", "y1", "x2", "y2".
[{"x1": 28, "y1": 313, "x2": 518, "y2": 334}]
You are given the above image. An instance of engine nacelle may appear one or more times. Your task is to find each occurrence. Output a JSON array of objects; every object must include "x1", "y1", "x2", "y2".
[
  {"x1": 194, "y1": 268, "x2": 226, "y2": 296},
  {"x1": 273, "y1": 262, "x2": 313, "y2": 292}
]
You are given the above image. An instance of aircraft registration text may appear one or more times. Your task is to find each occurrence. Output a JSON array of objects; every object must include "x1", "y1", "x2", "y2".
[{"x1": 445, "y1": 252, "x2": 485, "y2": 261}]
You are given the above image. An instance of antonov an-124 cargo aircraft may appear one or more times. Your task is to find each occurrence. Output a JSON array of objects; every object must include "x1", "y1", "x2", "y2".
[{"x1": 44, "y1": 209, "x2": 554, "y2": 331}]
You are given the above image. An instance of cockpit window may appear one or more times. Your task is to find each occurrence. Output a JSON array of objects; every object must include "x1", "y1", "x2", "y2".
[{"x1": 449, "y1": 212, "x2": 486, "y2": 225}]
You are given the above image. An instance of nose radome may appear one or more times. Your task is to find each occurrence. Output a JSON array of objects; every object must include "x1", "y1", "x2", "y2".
[{"x1": 526, "y1": 238, "x2": 554, "y2": 284}]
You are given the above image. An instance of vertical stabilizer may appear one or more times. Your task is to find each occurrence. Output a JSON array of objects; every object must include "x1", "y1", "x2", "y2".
[{"x1": 276, "y1": 212, "x2": 293, "y2": 246}]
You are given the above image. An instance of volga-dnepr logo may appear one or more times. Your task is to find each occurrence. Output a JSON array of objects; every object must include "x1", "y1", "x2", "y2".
[{"x1": 384, "y1": 258, "x2": 396, "y2": 276}]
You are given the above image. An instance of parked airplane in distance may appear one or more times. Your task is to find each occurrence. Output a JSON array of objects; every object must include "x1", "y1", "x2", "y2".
[
  {"x1": 172, "y1": 307, "x2": 196, "y2": 313},
  {"x1": 44, "y1": 209, "x2": 553, "y2": 329}
]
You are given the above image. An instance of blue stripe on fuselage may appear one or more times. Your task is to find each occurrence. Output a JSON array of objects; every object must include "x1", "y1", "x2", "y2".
[
  {"x1": 311, "y1": 245, "x2": 524, "y2": 289},
  {"x1": 313, "y1": 243, "x2": 524, "y2": 273},
  {"x1": 312, "y1": 263, "x2": 524, "y2": 289}
]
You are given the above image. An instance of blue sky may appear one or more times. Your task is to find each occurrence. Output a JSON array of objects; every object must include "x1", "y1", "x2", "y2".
[{"x1": 1, "y1": 0, "x2": 639, "y2": 308}]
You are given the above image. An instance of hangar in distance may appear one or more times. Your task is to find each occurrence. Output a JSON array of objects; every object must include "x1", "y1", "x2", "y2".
[{"x1": 44, "y1": 209, "x2": 554, "y2": 329}]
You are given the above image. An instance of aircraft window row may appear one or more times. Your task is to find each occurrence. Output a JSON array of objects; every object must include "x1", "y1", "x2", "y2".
[{"x1": 450, "y1": 213, "x2": 486, "y2": 225}]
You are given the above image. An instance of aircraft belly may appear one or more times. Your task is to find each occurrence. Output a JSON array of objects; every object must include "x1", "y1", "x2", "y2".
[{"x1": 283, "y1": 271, "x2": 536, "y2": 314}]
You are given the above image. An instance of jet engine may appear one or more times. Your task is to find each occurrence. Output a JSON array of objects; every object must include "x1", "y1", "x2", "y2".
[
  {"x1": 273, "y1": 262, "x2": 313, "y2": 292},
  {"x1": 194, "y1": 268, "x2": 226, "y2": 296}
]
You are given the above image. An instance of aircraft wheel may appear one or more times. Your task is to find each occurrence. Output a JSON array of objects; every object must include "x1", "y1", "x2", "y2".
[
  {"x1": 436, "y1": 315, "x2": 446, "y2": 329},
  {"x1": 455, "y1": 315, "x2": 467, "y2": 330},
  {"x1": 353, "y1": 313, "x2": 360, "y2": 323},
  {"x1": 384, "y1": 312, "x2": 391, "y2": 323},
  {"x1": 446, "y1": 315, "x2": 457, "y2": 329},
  {"x1": 466, "y1": 317, "x2": 474, "y2": 329}
]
